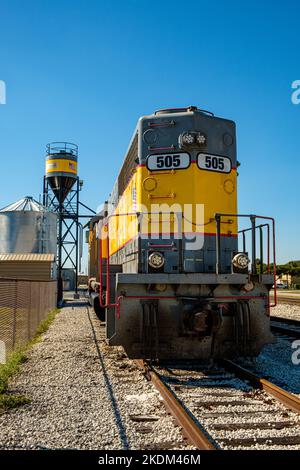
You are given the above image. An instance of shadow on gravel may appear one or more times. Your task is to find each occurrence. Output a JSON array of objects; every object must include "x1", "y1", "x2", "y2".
[
  {"x1": 63, "y1": 301, "x2": 89, "y2": 308},
  {"x1": 86, "y1": 308, "x2": 130, "y2": 450}
]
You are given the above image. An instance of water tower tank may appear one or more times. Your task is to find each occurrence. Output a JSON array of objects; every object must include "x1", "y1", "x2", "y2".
[
  {"x1": 0, "y1": 196, "x2": 57, "y2": 255},
  {"x1": 45, "y1": 142, "x2": 78, "y2": 203}
]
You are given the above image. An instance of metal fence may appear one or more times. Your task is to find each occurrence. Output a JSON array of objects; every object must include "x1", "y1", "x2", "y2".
[{"x1": 0, "y1": 278, "x2": 56, "y2": 360}]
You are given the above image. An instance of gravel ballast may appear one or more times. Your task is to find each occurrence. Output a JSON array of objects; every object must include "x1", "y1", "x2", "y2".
[
  {"x1": 157, "y1": 365, "x2": 300, "y2": 450},
  {"x1": 236, "y1": 303, "x2": 300, "y2": 396},
  {"x1": 1, "y1": 299, "x2": 299, "y2": 450},
  {"x1": 0, "y1": 300, "x2": 192, "y2": 450},
  {"x1": 271, "y1": 303, "x2": 300, "y2": 321},
  {"x1": 238, "y1": 335, "x2": 300, "y2": 397}
]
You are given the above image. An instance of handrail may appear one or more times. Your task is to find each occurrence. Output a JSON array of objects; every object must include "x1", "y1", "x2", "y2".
[
  {"x1": 239, "y1": 223, "x2": 270, "y2": 274},
  {"x1": 46, "y1": 141, "x2": 78, "y2": 156},
  {"x1": 98, "y1": 211, "x2": 183, "y2": 313},
  {"x1": 97, "y1": 212, "x2": 277, "y2": 316},
  {"x1": 215, "y1": 213, "x2": 276, "y2": 307}
]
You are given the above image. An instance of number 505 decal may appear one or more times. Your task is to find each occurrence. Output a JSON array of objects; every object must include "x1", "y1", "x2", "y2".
[
  {"x1": 197, "y1": 153, "x2": 231, "y2": 173},
  {"x1": 147, "y1": 152, "x2": 190, "y2": 171}
]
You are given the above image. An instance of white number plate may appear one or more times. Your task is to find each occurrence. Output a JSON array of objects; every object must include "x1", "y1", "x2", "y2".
[
  {"x1": 147, "y1": 152, "x2": 190, "y2": 171},
  {"x1": 197, "y1": 153, "x2": 231, "y2": 173}
]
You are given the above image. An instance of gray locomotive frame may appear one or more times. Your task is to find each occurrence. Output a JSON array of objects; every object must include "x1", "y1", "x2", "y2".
[{"x1": 96, "y1": 107, "x2": 274, "y2": 359}]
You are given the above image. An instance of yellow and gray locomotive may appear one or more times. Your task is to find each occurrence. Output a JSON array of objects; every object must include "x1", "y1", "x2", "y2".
[{"x1": 88, "y1": 106, "x2": 276, "y2": 359}]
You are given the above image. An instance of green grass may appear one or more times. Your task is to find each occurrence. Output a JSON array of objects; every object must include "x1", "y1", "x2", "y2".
[
  {"x1": 0, "y1": 348, "x2": 28, "y2": 394},
  {"x1": 0, "y1": 308, "x2": 60, "y2": 412},
  {"x1": 31, "y1": 308, "x2": 60, "y2": 344},
  {"x1": 0, "y1": 393, "x2": 30, "y2": 412}
]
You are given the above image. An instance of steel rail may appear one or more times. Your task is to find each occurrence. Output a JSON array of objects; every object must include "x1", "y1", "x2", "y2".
[
  {"x1": 271, "y1": 316, "x2": 300, "y2": 326},
  {"x1": 222, "y1": 359, "x2": 300, "y2": 414},
  {"x1": 271, "y1": 323, "x2": 300, "y2": 339},
  {"x1": 270, "y1": 296, "x2": 300, "y2": 306},
  {"x1": 135, "y1": 360, "x2": 216, "y2": 450}
]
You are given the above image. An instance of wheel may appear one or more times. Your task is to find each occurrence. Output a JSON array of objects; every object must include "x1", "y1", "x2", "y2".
[{"x1": 94, "y1": 296, "x2": 106, "y2": 322}]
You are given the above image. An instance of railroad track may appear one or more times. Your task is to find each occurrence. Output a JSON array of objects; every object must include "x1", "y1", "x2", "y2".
[
  {"x1": 136, "y1": 359, "x2": 300, "y2": 450},
  {"x1": 271, "y1": 317, "x2": 300, "y2": 339},
  {"x1": 271, "y1": 295, "x2": 300, "y2": 306}
]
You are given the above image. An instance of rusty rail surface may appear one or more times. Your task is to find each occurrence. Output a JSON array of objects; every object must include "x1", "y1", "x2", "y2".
[
  {"x1": 222, "y1": 359, "x2": 300, "y2": 415},
  {"x1": 135, "y1": 360, "x2": 216, "y2": 450}
]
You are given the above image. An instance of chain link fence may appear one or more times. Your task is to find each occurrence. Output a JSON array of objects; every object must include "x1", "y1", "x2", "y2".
[{"x1": 0, "y1": 278, "x2": 56, "y2": 362}]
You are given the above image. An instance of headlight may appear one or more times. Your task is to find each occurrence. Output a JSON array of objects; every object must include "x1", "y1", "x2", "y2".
[
  {"x1": 180, "y1": 131, "x2": 206, "y2": 147},
  {"x1": 196, "y1": 133, "x2": 206, "y2": 145},
  {"x1": 181, "y1": 132, "x2": 195, "y2": 145},
  {"x1": 232, "y1": 253, "x2": 250, "y2": 270},
  {"x1": 148, "y1": 251, "x2": 165, "y2": 269}
]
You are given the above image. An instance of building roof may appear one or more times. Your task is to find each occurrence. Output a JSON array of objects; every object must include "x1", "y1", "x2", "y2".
[
  {"x1": 0, "y1": 196, "x2": 47, "y2": 212},
  {"x1": 0, "y1": 253, "x2": 55, "y2": 262}
]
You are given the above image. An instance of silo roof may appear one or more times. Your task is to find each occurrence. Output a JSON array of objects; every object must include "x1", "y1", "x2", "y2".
[{"x1": 0, "y1": 196, "x2": 46, "y2": 212}]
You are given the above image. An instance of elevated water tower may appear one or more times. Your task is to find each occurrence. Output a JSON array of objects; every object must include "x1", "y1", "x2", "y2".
[{"x1": 43, "y1": 142, "x2": 81, "y2": 304}]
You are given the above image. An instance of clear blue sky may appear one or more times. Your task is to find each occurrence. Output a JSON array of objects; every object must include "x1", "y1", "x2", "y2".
[{"x1": 0, "y1": 0, "x2": 299, "y2": 267}]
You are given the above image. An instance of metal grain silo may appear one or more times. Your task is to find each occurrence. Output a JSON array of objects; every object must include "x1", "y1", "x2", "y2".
[{"x1": 0, "y1": 196, "x2": 57, "y2": 255}]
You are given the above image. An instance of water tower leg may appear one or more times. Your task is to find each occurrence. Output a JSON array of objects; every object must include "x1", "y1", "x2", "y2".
[{"x1": 57, "y1": 276, "x2": 63, "y2": 305}]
